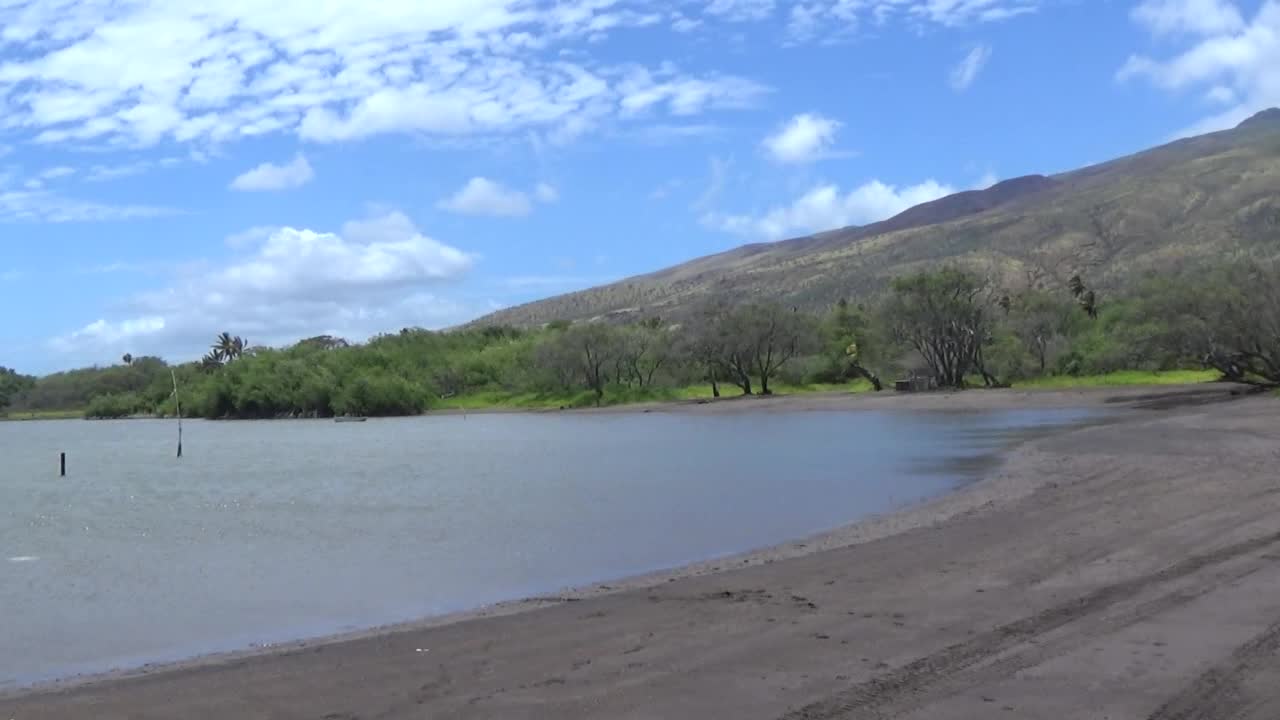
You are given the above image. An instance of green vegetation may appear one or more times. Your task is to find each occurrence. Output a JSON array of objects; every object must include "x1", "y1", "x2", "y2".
[
  {"x1": 8, "y1": 258, "x2": 1272, "y2": 420},
  {"x1": 1013, "y1": 370, "x2": 1219, "y2": 390},
  {"x1": 0, "y1": 366, "x2": 36, "y2": 412}
]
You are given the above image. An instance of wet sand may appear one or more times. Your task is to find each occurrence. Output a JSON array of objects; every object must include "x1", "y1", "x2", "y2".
[{"x1": 4, "y1": 383, "x2": 1279, "y2": 719}]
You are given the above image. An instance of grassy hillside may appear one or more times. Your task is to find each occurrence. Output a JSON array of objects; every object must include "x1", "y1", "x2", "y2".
[{"x1": 472, "y1": 110, "x2": 1280, "y2": 328}]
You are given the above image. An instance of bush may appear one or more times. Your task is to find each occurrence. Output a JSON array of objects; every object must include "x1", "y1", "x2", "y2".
[
  {"x1": 85, "y1": 392, "x2": 148, "y2": 419},
  {"x1": 332, "y1": 373, "x2": 432, "y2": 417}
]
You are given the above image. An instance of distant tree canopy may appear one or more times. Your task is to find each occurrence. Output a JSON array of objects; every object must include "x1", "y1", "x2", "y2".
[
  {"x1": 11, "y1": 259, "x2": 1276, "y2": 420},
  {"x1": 0, "y1": 366, "x2": 36, "y2": 411},
  {"x1": 1129, "y1": 259, "x2": 1280, "y2": 387}
]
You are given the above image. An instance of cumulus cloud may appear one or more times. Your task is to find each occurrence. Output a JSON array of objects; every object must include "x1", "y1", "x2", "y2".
[
  {"x1": 1131, "y1": 0, "x2": 1245, "y2": 36},
  {"x1": 51, "y1": 317, "x2": 167, "y2": 352},
  {"x1": 703, "y1": 179, "x2": 954, "y2": 240},
  {"x1": 437, "y1": 177, "x2": 559, "y2": 217},
  {"x1": 762, "y1": 113, "x2": 841, "y2": 163},
  {"x1": 49, "y1": 211, "x2": 476, "y2": 360},
  {"x1": 1119, "y1": 0, "x2": 1280, "y2": 136},
  {"x1": 949, "y1": 45, "x2": 992, "y2": 91},
  {"x1": 229, "y1": 154, "x2": 315, "y2": 191},
  {"x1": 0, "y1": 1, "x2": 767, "y2": 149}
]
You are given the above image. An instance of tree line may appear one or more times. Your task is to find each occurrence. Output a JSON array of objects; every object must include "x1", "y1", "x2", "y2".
[{"x1": 4, "y1": 257, "x2": 1278, "y2": 420}]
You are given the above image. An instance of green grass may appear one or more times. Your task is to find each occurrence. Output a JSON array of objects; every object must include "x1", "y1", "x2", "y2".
[
  {"x1": 1012, "y1": 369, "x2": 1219, "y2": 390},
  {"x1": 436, "y1": 378, "x2": 875, "y2": 411},
  {"x1": 0, "y1": 408, "x2": 85, "y2": 421}
]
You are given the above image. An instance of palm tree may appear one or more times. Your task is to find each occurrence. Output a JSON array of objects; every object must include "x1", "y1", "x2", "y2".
[
  {"x1": 212, "y1": 332, "x2": 235, "y2": 361},
  {"x1": 122, "y1": 353, "x2": 133, "y2": 366},
  {"x1": 1080, "y1": 290, "x2": 1099, "y2": 319},
  {"x1": 1068, "y1": 274, "x2": 1086, "y2": 299},
  {"x1": 211, "y1": 333, "x2": 250, "y2": 362},
  {"x1": 199, "y1": 352, "x2": 223, "y2": 372}
]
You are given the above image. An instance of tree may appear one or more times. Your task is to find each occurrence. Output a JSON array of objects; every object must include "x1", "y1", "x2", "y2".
[
  {"x1": 211, "y1": 333, "x2": 249, "y2": 362},
  {"x1": 823, "y1": 299, "x2": 884, "y2": 391},
  {"x1": 880, "y1": 267, "x2": 1001, "y2": 389},
  {"x1": 296, "y1": 335, "x2": 349, "y2": 351},
  {"x1": 567, "y1": 323, "x2": 622, "y2": 405},
  {"x1": 1006, "y1": 291, "x2": 1079, "y2": 375},
  {"x1": 122, "y1": 353, "x2": 133, "y2": 366},
  {"x1": 1132, "y1": 260, "x2": 1280, "y2": 387},
  {"x1": 721, "y1": 302, "x2": 819, "y2": 395},
  {"x1": 0, "y1": 366, "x2": 35, "y2": 412},
  {"x1": 536, "y1": 322, "x2": 623, "y2": 405},
  {"x1": 680, "y1": 301, "x2": 734, "y2": 397},
  {"x1": 1068, "y1": 274, "x2": 1100, "y2": 319},
  {"x1": 617, "y1": 322, "x2": 673, "y2": 388}
]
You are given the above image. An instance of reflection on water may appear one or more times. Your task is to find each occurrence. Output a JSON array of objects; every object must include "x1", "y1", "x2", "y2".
[{"x1": 0, "y1": 407, "x2": 1095, "y2": 687}]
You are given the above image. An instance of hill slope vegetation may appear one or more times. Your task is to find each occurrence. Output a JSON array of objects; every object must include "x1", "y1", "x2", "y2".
[{"x1": 474, "y1": 110, "x2": 1280, "y2": 328}]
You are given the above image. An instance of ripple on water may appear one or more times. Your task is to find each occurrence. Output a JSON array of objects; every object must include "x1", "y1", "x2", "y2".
[{"x1": 8, "y1": 556, "x2": 39, "y2": 563}]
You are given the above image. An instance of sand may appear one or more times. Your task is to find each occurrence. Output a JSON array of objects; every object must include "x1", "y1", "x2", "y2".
[{"x1": 4, "y1": 383, "x2": 1279, "y2": 719}]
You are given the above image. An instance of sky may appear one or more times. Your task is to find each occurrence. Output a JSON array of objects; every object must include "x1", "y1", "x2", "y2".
[{"x1": 0, "y1": 0, "x2": 1277, "y2": 374}]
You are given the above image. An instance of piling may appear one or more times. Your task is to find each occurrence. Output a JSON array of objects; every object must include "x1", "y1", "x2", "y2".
[{"x1": 60, "y1": 452, "x2": 66, "y2": 477}]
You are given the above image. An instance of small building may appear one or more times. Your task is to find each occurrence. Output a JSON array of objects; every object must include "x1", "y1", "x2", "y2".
[{"x1": 894, "y1": 374, "x2": 936, "y2": 392}]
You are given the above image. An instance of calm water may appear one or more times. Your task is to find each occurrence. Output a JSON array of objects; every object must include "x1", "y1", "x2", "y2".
[{"x1": 0, "y1": 409, "x2": 1095, "y2": 687}]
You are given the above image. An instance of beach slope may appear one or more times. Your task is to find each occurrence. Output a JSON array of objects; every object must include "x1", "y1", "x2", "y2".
[{"x1": 4, "y1": 388, "x2": 1280, "y2": 719}]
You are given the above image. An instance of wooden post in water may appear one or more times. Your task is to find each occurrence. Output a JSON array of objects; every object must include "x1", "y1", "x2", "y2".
[
  {"x1": 60, "y1": 452, "x2": 66, "y2": 477},
  {"x1": 171, "y1": 370, "x2": 183, "y2": 459}
]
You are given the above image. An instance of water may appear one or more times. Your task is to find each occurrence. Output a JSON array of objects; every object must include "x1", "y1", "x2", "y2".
[{"x1": 0, "y1": 408, "x2": 1095, "y2": 688}]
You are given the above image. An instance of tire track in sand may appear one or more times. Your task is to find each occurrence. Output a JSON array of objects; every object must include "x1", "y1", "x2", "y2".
[
  {"x1": 777, "y1": 530, "x2": 1280, "y2": 720},
  {"x1": 1145, "y1": 618, "x2": 1280, "y2": 720}
]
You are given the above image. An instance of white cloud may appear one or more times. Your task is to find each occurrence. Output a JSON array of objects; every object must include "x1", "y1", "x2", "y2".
[
  {"x1": 1132, "y1": 0, "x2": 1245, "y2": 36},
  {"x1": 616, "y1": 66, "x2": 769, "y2": 117},
  {"x1": 50, "y1": 211, "x2": 476, "y2": 360},
  {"x1": 762, "y1": 113, "x2": 841, "y2": 163},
  {"x1": 704, "y1": 179, "x2": 954, "y2": 240},
  {"x1": 706, "y1": 0, "x2": 776, "y2": 21},
  {"x1": 51, "y1": 317, "x2": 168, "y2": 352},
  {"x1": 0, "y1": 2, "x2": 768, "y2": 149},
  {"x1": 39, "y1": 166, "x2": 76, "y2": 181},
  {"x1": 634, "y1": 123, "x2": 723, "y2": 144},
  {"x1": 0, "y1": 190, "x2": 175, "y2": 223},
  {"x1": 438, "y1": 177, "x2": 558, "y2": 217},
  {"x1": 438, "y1": 178, "x2": 533, "y2": 217},
  {"x1": 784, "y1": 0, "x2": 1036, "y2": 42},
  {"x1": 694, "y1": 156, "x2": 732, "y2": 211},
  {"x1": 949, "y1": 44, "x2": 992, "y2": 91},
  {"x1": 229, "y1": 154, "x2": 315, "y2": 191},
  {"x1": 671, "y1": 14, "x2": 703, "y2": 32},
  {"x1": 1119, "y1": 0, "x2": 1280, "y2": 136},
  {"x1": 534, "y1": 182, "x2": 560, "y2": 202},
  {"x1": 86, "y1": 159, "x2": 170, "y2": 182}
]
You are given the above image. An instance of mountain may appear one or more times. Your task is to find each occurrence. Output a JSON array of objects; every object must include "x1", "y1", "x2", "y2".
[{"x1": 473, "y1": 110, "x2": 1280, "y2": 327}]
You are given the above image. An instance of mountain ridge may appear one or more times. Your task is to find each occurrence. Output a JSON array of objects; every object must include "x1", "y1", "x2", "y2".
[{"x1": 471, "y1": 109, "x2": 1280, "y2": 328}]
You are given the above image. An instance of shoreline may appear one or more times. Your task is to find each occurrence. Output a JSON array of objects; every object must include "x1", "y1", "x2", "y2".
[
  {"x1": 7, "y1": 382, "x2": 1279, "y2": 718},
  {"x1": 0, "y1": 373, "x2": 1234, "y2": 422},
  {"x1": 0, "y1": 383, "x2": 1240, "y2": 701}
]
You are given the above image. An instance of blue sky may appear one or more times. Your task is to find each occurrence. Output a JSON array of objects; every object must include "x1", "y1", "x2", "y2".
[{"x1": 0, "y1": 0, "x2": 1276, "y2": 374}]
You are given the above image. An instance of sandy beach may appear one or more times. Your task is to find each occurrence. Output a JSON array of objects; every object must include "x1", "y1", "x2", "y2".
[{"x1": 4, "y1": 383, "x2": 1279, "y2": 719}]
